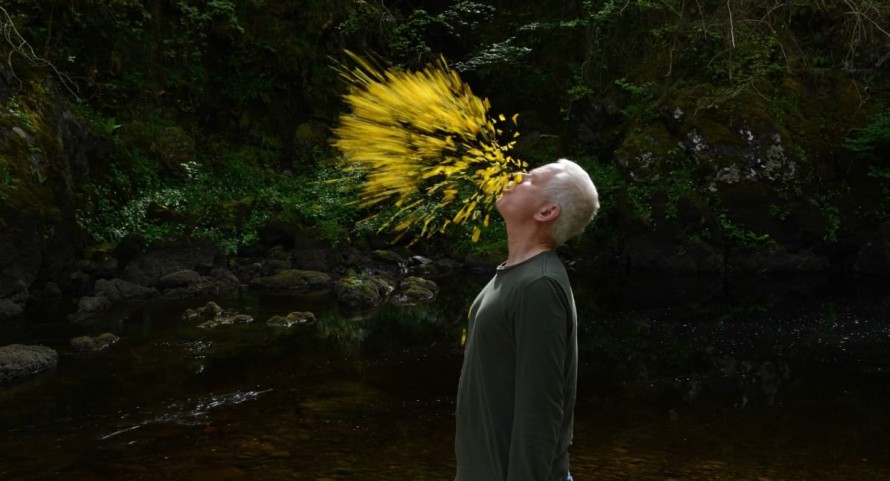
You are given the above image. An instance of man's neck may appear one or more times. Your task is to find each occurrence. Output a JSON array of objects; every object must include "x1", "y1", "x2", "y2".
[{"x1": 504, "y1": 233, "x2": 554, "y2": 267}]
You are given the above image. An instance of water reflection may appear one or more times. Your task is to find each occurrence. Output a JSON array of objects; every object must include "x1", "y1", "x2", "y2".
[{"x1": 1, "y1": 273, "x2": 889, "y2": 480}]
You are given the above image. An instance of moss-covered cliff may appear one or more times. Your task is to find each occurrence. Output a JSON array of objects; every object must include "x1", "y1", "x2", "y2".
[{"x1": 1, "y1": 1, "x2": 889, "y2": 315}]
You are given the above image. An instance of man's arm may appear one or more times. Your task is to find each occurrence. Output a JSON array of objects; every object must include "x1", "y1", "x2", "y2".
[{"x1": 506, "y1": 276, "x2": 571, "y2": 481}]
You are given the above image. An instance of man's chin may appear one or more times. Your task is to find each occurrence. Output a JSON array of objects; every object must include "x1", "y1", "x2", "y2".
[{"x1": 494, "y1": 199, "x2": 506, "y2": 217}]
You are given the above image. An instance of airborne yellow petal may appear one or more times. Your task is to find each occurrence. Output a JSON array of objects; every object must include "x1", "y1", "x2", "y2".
[{"x1": 331, "y1": 51, "x2": 525, "y2": 243}]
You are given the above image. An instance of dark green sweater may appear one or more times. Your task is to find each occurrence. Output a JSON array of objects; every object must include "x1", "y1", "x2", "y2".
[{"x1": 455, "y1": 251, "x2": 578, "y2": 481}]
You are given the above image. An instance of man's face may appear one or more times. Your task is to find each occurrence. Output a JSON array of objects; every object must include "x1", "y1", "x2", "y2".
[{"x1": 495, "y1": 163, "x2": 560, "y2": 222}]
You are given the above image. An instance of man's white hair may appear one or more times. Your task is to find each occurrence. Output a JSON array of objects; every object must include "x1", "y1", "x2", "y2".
[{"x1": 542, "y1": 158, "x2": 600, "y2": 246}]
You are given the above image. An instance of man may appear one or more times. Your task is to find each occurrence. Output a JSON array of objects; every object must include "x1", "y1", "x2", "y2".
[{"x1": 455, "y1": 158, "x2": 600, "y2": 481}]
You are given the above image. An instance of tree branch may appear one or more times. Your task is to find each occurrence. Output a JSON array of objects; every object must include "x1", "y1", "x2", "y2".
[{"x1": 0, "y1": 5, "x2": 80, "y2": 100}]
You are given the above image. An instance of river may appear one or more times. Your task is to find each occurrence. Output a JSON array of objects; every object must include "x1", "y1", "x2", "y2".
[{"x1": 1, "y1": 271, "x2": 889, "y2": 480}]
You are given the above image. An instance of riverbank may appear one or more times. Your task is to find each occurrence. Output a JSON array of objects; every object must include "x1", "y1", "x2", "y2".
[{"x1": 1, "y1": 273, "x2": 889, "y2": 480}]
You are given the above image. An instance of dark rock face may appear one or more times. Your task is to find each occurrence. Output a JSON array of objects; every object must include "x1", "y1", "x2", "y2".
[
  {"x1": 0, "y1": 64, "x2": 111, "y2": 312},
  {"x1": 0, "y1": 344, "x2": 58, "y2": 384},
  {"x1": 728, "y1": 247, "x2": 829, "y2": 274},
  {"x1": 623, "y1": 229, "x2": 725, "y2": 273},
  {"x1": 0, "y1": 213, "x2": 44, "y2": 301},
  {"x1": 855, "y1": 222, "x2": 890, "y2": 275},
  {"x1": 607, "y1": 79, "x2": 872, "y2": 274},
  {"x1": 0, "y1": 63, "x2": 109, "y2": 307}
]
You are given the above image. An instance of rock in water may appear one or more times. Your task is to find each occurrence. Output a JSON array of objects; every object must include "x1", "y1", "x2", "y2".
[{"x1": 0, "y1": 344, "x2": 58, "y2": 384}]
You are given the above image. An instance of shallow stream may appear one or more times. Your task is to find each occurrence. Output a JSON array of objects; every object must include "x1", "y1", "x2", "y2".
[{"x1": 1, "y1": 271, "x2": 889, "y2": 480}]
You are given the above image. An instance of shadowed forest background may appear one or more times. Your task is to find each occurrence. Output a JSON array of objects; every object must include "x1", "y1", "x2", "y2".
[
  {"x1": 3, "y1": 3, "x2": 890, "y2": 480},
  {"x1": 1, "y1": 0, "x2": 890, "y2": 306}
]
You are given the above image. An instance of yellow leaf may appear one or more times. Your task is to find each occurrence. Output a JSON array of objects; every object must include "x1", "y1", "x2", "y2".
[{"x1": 331, "y1": 50, "x2": 526, "y2": 243}]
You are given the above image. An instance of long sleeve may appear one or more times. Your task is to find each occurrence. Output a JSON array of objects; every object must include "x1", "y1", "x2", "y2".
[{"x1": 506, "y1": 276, "x2": 571, "y2": 481}]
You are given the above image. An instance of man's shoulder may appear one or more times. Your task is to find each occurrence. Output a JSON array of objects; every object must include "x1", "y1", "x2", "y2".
[{"x1": 536, "y1": 251, "x2": 570, "y2": 279}]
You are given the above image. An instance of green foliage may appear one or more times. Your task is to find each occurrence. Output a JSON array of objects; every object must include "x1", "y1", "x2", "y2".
[
  {"x1": 571, "y1": 156, "x2": 626, "y2": 250},
  {"x1": 717, "y1": 212, "x2": 774, "y2": 247},
  {"x1": 768, "y1": 203, "x2": 791, "y2": 221},
  {"x1": 810, "y1": 196, "x2": 841, "y2": 243},
  {"x1": 337, "y1": 0, "x2": 387, "y2": 39},
  {"x1": 845, "y1": 109, "x2": 890, "y2": 162},
  {"x1": 454, "y1": 37, "x2": 531, "y2": 73},
  {"x1": 614, "y1": 78, "x2": 658, "y2": 127},
  {"x1": 76, "y1": 146, "x2": 359, "y2": 254},
  {"x1": 387, "y1": 2, "x2": 498, "y2": 67},
  {"x1": 846, "y1": 108, "x2": 890, "y2": 220},
  {"x1": 0, "y1": 161, "x2": 17, "y2": 201},
  {"x1": 3, "y1": 0, "x2": 888, "y2": 261},
  {"x1": 388, "y1": 9, "x2": 442, "y2": 65},
  {"x1": 5, "y1": 98, "x2": 36, "y2": 133}
]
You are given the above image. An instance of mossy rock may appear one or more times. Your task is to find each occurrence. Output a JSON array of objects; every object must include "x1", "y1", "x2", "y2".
[
  {"x1": 70, "y1": 333, "x2": 120, "y2": 352},
  {"x1": 250, "y1": 269, "x2": 332, "y2": 292},
  {"x1": 267, "y1": 311, "x2": 316, "y2": 328},
  {"x1": 614, "y1": 122, "x2": 682, "y2": 183},
  {"x1": 334, "y1": 275, "x2": 388, "y2": 310},
  {"x1": 390, "y1": 276, "x2": 438, "y2": 306},
  {"x1": 0, "y1": 344, "x2": 58, "y2": 384},
  {"x1": 182, "y1": 301, "x2": 224, "y2": 322}
]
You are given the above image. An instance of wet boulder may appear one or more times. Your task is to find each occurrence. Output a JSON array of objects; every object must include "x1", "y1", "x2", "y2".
[
  {"x1": 250, "y1": 269, "x2": 331, "y2": 292},
  {"x1": 197, "y1": 313, "x2": 254, "y2": 329},
  {"x1": 69, "y1": 279, "x2": 156, "y2": 322},
  {"x1": 390, "y1": 276, "x2": 438, "y2": 306},
  {"x1": 182, "y1": 301, "x2": 224, "y2": 323},
  {"x1": 161, "y1": 269, "x2": 241, "y2": 300},
  {"x1": 158, "y1": 269, "x2": 202, "y2": 289},
  {"x1": 0, "y1": 298, "x2": 23, "y2": 321},
  {"x1": 406, "y1": 255, "x2": 459, "y2": 277},
  {"x1": 120, "y1": 240, "x2": 224, "y2": 287},
  {"x1": 0, "y1": 344, "x2": 58, "y2": 383},
  {"x1": 94, "y1": 278, "x2": 158, "y2": 301},
  {"x1": 372, "y1": 249, "x2": 406, "y2": 265},
  {"x1": 67, "y1": 295, "x2": 112, "y2": 322},
  {"x1": 70, "y1": 333, "x2": 120, "y2": 352},
  {"x1": 364, "y1": 250, "x2": 408, "y2": 276},
  {"x1": 334, "y1": 275, "x2": 393, "y2": 310},
  {"x1": 267, "y1": 311, "x2": 316, "y2": 328}
]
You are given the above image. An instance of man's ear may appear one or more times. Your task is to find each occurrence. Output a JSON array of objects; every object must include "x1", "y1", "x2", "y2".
[{"x1": 535, "y1": 203, "x2": 560, "y2": 222}]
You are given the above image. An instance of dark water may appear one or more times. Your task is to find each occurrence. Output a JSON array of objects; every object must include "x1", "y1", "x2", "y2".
[{"x1": 1, "y1": 272, "x2": 890, "y2": 480}]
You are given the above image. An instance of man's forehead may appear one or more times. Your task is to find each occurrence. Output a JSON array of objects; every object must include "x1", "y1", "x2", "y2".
[{"x1": 530, "y1": 163, "x2": 564, "y2": 176}]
